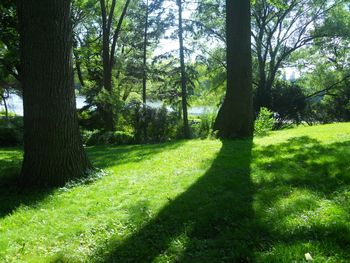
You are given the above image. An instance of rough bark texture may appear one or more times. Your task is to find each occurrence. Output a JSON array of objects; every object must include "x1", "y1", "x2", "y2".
[
  {"x1": 177, "y1": 0, "x2": 190, "y2": 139},
  {"x1": 18, "y1": 0, "x2": 92, "y2": 187},
  {"x1": 214, "y1": 0, "x2": 253, "y2": 138}
]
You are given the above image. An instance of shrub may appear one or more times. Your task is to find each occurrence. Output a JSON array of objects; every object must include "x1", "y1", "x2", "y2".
[
  {"x1": 254, "y1": 107, "x2": 275, "y2": 136},
  {"x1": 81, "y1": 130, "x2": 94, "y2": 145},
  {"x1": 85, "y1": 130, "x2": 135, "y2": 146},
  {"x1": 125, "y1": 100, "x2": 180, "y2": 143},
  {"x1": 190, "y1": 111, "x2": 216, "y2": 139},
  {"x1": 114, "y1": 131, "x2": 134, "y2": 145},
  {"x1": 271, "y1": 82, "x2": 307, "y2": 128},
  {"x1": 0, "y1": 127, "x2": 19, "y2": 146},
  {"x1": 0, "y1": 116, "x2": 23, "y2": 146}
]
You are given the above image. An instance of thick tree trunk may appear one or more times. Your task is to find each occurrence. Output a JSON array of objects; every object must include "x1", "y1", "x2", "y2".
[
  {"x1": 177, "y1": 0, "x2": 190, "y2": 139},
  {"x1": 18, "y1": 0, "x2": 92, "y2": 187},
  {"x1": 214, "y1": 0, "x2": 253, "y2": 138}
]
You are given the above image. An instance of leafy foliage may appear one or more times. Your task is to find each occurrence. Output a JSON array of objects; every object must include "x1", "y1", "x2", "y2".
[{"x1": 254, "y1": 107, "x2": 275, "y2": 136}]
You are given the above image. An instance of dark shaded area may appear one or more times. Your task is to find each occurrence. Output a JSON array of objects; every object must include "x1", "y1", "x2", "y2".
[
  {"x1": 0, "y1": 141, "x2": 185, "y2": 220},
  {"x1": 101, "y1": 139, "x2": 261, "y2": 262},
  {"x1": 0, "y1": 148, "x2": 54, "y2": 219},
  {"x1": 87, "y1": 140, "x2": 186, "y2": 168}
]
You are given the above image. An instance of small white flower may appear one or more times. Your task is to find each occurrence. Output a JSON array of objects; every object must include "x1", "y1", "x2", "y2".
[{"x1": 305, "y1": 252, "x2": 313, "y2": 261}]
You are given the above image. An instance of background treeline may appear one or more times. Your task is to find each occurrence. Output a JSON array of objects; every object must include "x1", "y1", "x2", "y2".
[{"x1": 1, "y1": 0, "x2": 349, "y2": 147}]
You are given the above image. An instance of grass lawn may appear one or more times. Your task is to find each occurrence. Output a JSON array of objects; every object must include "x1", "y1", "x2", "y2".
[{"x1": 0, "y1": 123, "x2": 349, "y2": 262}]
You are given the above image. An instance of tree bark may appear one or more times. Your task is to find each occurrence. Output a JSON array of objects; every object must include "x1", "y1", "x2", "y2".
[
  {"x1": 214, "y1": 0, "x2": 253, "y2": 138},
  {"x1": 177, "y1": 0, "x2": 190, "y2": 139},
  {"x1": 18, "y1": 0, "x2": 92, "y2": 187}
]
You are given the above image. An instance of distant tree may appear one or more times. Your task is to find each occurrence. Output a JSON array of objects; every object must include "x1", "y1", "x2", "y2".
[
  {"x1": 252, "y1": 0, "x2": 341, "y2": 110},
  {"x1": 0, "y1": 0, "x2": 20, "y2": 82},
  {"x1": 18, "y1": 0, "x2": 91, "y2": 186},
  {"x1": 177, "y1": 0, "x2": 190, "y2": 138},
  {"x1": 100, "y1": 0, "x2": 132, "y2": 131},
  {"x1": 192, "y1": 0, "x2": 343, "y2": 112},
  {"x1": 0, "y1": 0, "x2": 22, "y2": 122},
  {"x1": 214, "y1": 0, "x2": 253, "y2": 138}
]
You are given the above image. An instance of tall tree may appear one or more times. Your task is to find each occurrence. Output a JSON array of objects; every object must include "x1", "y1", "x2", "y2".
[
  {"x1": 252, "y1": 0, "x2": 340, "y2": 110},
  {"x1": 141, "y1": 0, "x2": 150, "y2": 141},
  {"x1": 177, "y1": 0, "x2": 190, "y2": 138},
  {"x1": 214, "y1": 0, "x2": 253, "y2": 138},
  {"x1": 18, "y1": 0, "x2": 91, "y2": 187},
  {"x1": 100, "y1": 0, "x2": 131, "y2": 131}
]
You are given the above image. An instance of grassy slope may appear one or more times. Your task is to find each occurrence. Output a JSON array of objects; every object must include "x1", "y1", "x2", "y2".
[{"x1": 0, "y1": 123, "x2": 349, "y2": 262}]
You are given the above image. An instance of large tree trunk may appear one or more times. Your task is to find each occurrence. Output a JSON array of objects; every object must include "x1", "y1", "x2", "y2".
[
  {"x1": 214, "y1": 0, "x2": 253, "y2": 138},
  {"x1": 18, "y1": 0, "x2": 92, "y2": 187},
  {"x1": 177, "y1": 0, "x2": 190, "y2": 139}
]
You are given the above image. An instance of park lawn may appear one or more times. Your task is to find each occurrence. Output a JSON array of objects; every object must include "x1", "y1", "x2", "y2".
[{"x1": 0, "y1": 123, "x2": 349, "y2": 262}]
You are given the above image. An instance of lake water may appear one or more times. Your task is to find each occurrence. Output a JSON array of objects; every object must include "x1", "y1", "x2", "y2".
[
  {"x1": 0, "y1": 94, "x2": 87, "y2": 116},
  {"x1": 1, "y1": 94, "x2": 212, "y2": 116}
]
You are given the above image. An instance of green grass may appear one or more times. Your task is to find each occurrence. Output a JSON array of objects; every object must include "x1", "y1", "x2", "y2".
[{"x1": 0, "y1": 123, "x2": 349, "y2": 262}]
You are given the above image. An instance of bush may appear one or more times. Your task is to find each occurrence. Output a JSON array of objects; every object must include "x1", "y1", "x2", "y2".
[
  {"x1": 85, "y1": 130, "x2": 134, "y2": 146},
  {"x1": 190, "y1": 111, "x2": 216, "y2": 139},
  {"x1": 114, "y1": 131, "x2": 134, "y2": 145},
  {"x1": 271, "y1": 82, "x2": 307, "y2": 128},
  {"x1": 0, "y1": 116, "x2": 23, "y2": 146},
  {"x1": 254, "y1": 107, "x2": 275, "y2": 136},
  {"x1": 0, "y1": 127, "x2": 19, "y2": 146},
  {"x1": 81, "y1": 130, "x2": 94, "y2": 145},
  {"x1": 125, "y1": 100, "x2": 180, "y2": 143}
]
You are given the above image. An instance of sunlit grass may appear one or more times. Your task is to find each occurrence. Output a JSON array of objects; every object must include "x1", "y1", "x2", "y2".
[{"x1": 0, "y1": 123, "x2": 349, "y2": 262}]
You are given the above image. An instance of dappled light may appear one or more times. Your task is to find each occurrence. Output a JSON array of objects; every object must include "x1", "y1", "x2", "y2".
[
  {"x1": 1, "y1": 0, "x2": 350, "y2": 261},
  {"x1": 0, "y1": 124, "x2": 349, "y2": 261}
]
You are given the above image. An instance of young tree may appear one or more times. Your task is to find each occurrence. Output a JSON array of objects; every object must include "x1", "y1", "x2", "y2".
[
  {"x1": 214, "y1": 0, "x2": 253, "y2": 138},
  {"x1": 18, "y1": 0, "x2": 91, "y2": 187}
]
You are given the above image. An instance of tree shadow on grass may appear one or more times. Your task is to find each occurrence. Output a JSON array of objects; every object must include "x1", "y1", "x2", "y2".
[
  {"x1": 101, "y1": 139, "x2": 260, "y2": 262},
  {"x1": 0, "y1": 149, "x2": 56, "y2": 219},
  {"x1": 252, "y1": 136, "x2": 350, "y2": 261},
  {"x1": 0, "y1": 141, "x2": 186, "y2": 220},
  {"x1": 87, "y1": 140, "x2": 187, "y2": 169},
  {"x1": 99, "y1": 136, "x2": 350, "y2": 262}
]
